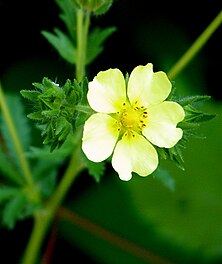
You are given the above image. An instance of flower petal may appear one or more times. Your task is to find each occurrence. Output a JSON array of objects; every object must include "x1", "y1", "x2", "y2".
[
  {"x1": 112, "y1": 133, "x2": 158, "y2": 181},
  {"x1": 143, "y1": 101, "x2": 185, "y2": 148},
  {"x1": 82, "y1": 113, "x2": 119, "y2": 162},
  {"x1": 127, "y1": 63, "x2": 171, "y2": 107},
  {"x1": 87, "y1": 69, "x2": 126, "y2": 113}
]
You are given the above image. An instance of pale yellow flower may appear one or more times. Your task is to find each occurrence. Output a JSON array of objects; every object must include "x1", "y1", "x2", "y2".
[{"x1": 82, "y1": 63, "x2": 185, "y2": 181}]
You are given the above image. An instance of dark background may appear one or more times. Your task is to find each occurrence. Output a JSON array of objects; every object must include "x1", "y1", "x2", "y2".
[
  {"x1": 0, "y1": 0, "x2": 221, "y2": 100},
  {"x1": 0, "y1": 0, "x2": 221, "y2": 263}
]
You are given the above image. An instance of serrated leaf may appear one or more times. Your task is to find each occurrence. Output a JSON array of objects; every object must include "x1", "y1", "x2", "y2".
[
  {"x1": 94, "y1": 0, "x2": 113, "y2": 15},
  {"x1": 75, "y1": 78, "x2": 92, "y2": 128},
  {"x1": 58, "y1": 122, "x2": 71, "y2": 141},
  {"x1": 55, "y1": 0, "x2": 78, "y2": 41},
  {"x1": 20, "y1": 90, "x2": 41, "y2": 102},
  {"x1": 86, "y1": 26, "x2": 116, "y2": 64},
  {"x1": 184, "y1": 105, "x2": 216, "y2": 123},
  {"x1": 177, "y1": 95, "x2": 211, "y2": 106},
  {"x1": 32, "y1": 82, "x2": 45, "y2": 91},
  {"x1": 55, "y1": 117, "x2": 68, "y2": 136},
  {"x1": 81, "y1": 151, "x2": 106, "y2": 182},
  {"x1": 178, "y1": 121, "x2": 200, "y2": 130},
  {"x1": 0, "y1": 93, "x2": 31, "y2": 173},
  {"x1": 41, "y1": 28, "x2": 76, "y2": 64},
  {"x1": 168, "y1": 146, "x2": 185, "y2": 171},
  {"x1": 0, "y1": 149, "x2": 23, "y2": 185},
  {"x1": 27, "y1": 111, "x2": 43, "y2": 120},
  {"x1": 2, "y1": 192, "x2": 27, "y2": 229},
  {"x1": 0, "y1": 187, "x2": 19, "y2": 203},
  {"x1": 42, "y1": 109, "x2": 60, "y2": 118}
]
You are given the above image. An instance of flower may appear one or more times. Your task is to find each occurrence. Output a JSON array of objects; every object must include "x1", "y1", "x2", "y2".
[{"x1": 82, "y1": 63, "x2": 185, "y2": 181}]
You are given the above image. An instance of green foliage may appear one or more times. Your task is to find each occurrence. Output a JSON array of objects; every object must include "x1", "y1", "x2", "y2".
[
  {"x1": 0, "y1": 90, "x2": 76, "y2": 228},
  {"x1": 77, "y1": 0, "x2": 113, "y2": 14},
  {"x1": 158, "y1": 93, "x2": 216, "y2": 170},
  {"x1": 81, "y1": 152, "x2": 106, "y2": 182},
  {"x1": 93, "y1": 0, "x2": 113, "y2": 15},
  {"x1": 41, "y1": 29, "x2": 77, "y2": 64},
  {"x1": 42, "y1": 0, "x2": 115, "y2": 66},
  {"x1": 20, "y1": 77, "x2": 88, "y2": 151},
  {"x1": 0, "y1": 94, "x2": 31, "y2": 180},
  {"x1": 55, "y1": 0, "x2": 78, "y2": 41},
  {"x1": 0, "y1": 184, "x2": 39, "y2": 229},
  {"x1": 86, "y1": 26, "x2": 116, "y2": 65},
  {"x1": 0, "y1": 148, "x2": 23, "y2": 185}
]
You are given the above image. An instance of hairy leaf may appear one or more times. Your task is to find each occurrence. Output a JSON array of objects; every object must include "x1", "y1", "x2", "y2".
[
  {"x1": 0, "y1": 94, "x2": 31, "y2": 173},
  {"x1": 2, "y1": 192, "x2": 27, "y2": 229},
  {"x1": 55, "y1": 0, "x2": 78, "y2": 41},
  {"x1": 0, "y1": 149, "x2": 23, "y2": 185},
  {"x1": 86, "y1": 27, "x2": 116, "y2": 65},
  {"x1": 41, "y1": 29, "x2": 76, "y2": 64}
]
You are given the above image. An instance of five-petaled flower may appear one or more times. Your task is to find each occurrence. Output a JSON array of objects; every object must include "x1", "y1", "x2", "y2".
[{"x1": 82, "y1": 63, "x2": 185, "y2": 181}]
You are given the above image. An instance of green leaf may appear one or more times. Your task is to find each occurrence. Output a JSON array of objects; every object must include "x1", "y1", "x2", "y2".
[
  {"x1": 41, "y1": 28, "x2": 76, "y2": 64},
  {"x1": 177, "y1": 95, "x2": 211, "y2": 106},
  {"x1": 0, "y1": 187, "x2": 19, "y2": 204},
  {"x1": 183, "y1": 105, "x2": 216, "y2": 123},
  {"x1": 2, "y1": 192, "x2": 27, "y2": 229},
  {"x1": 20, "y1": 90, "x2": 41, "y2": 102},
  {"x1": 0, "y1": 93, "x2": 31, "y2": 172},
  {"x1": 26, "y1": 137, "x2": 74, "y2": 161},
  {"x1": 81, "y1": 151, "x2": 106, "y2": 182},
  {"x1": 0, "y1": 148, "x2": 23, "y2": 185},
  {"x1": 55, "y1": 0, "x2": 78, "y2": 41},
  {"x1": 86, "y1": 26, "x2": 116, "y2": 65},
  {"x1": 33, "y1": 160, "x2": 57, "y2": 199},
  {"x1": 75, "y1": 78, "x2": 93, "y2": 128},
  {"x1": 27, "y1": 111, "x2": 43, "y2": 120},
  {"x1": 94, "y1": 0, "x2": 113, "y2": 15}
]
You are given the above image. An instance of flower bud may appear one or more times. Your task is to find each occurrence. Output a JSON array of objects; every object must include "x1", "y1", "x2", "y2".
[{"x1": 77, "y1": 0, "x2": 112, "y2": 14}]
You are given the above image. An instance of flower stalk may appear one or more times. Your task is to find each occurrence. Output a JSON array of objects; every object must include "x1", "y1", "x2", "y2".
[
  {"x1": 21, "y1": 144, "x2": 85, "y2": 264},
  {"x1": 21, "y1": 7, "x2": 91, "y2": 264},
  {"x1": 76, "y1": 9, "x2": 91, "y2": 82},
  {"x1": 0, "y1": 84, "x2": 34, "y2": 189},
  {"x1": 168, "y1": 10, "x2": 222, "y2": 79}
]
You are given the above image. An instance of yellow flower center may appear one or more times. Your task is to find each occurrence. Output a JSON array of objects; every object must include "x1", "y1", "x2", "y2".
[
  {"x1": 121, "y1": 108, "x2": 139, "y2": 128},
  {"x1": 116, "y1": 102, "x2": 148, "y2": 136}
]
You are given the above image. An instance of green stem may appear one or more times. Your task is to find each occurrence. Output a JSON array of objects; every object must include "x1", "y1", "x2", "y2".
[
  {"x1": 76, "y1": 9, "x2": 91, "y2": 82},
  {"x1": 22, "y1": 6, "x2": 91, "y2": 264},
  {"x1": 46, "y1": 143, "x2": 84, "y2": 214},
  {"x1": 21, "y1": 144, "x2": 85, "y2": 264},
  {"x1": 167, "y1": 10, "x2": 222, "y2": 79},
  {"x1": 21, "y1": 210, "x2": 50, "y2": 264},
  {"x1": 0, "y1": 84, "x2": 34, "y2": 188}
]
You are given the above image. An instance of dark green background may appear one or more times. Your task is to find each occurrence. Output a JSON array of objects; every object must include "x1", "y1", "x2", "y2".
[{"x1": 0, "y1": 0, "x2": 221, "y2": 263}]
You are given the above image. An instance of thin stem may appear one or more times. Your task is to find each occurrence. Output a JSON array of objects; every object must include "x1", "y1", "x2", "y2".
[
  {"x1": 21, "y1": 211, "x2": 50, "y2": 264},
  {"x1": 167, "y1": 10, "x2": 222, "y2": 80},
  {"x1": 46, "y1": 142, "x2": 84, "y2": 213},
  {"x1": 21, "y1": 143, "x2": 85, "y2": 264},
  {"x1": 76, "y1": 9, "x2": 91, "y2": 82},
  {"x1": 0, "y1": 84, "x2": 34, "y2": 187},
  {"x1": 76, "y1": 9, "x2": 84, "y2": 82},
  {"x1": 22, "y1": 6, "x2": 91, "y2": 263}
]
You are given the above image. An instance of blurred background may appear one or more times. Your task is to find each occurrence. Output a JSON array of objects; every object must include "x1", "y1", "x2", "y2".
[{"x1": 0, "y1": 0, "x2": 222, "y2": 263}]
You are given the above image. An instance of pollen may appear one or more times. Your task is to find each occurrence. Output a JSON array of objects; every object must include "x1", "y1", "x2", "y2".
[{"x1": 118, "y1": 103, "x2": 148, "y2": 133}]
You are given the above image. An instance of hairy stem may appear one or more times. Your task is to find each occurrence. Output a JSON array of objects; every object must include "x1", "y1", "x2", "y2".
[
  {"x1": 21, "y1": 143, "x2": 85, "y2": 264},
  {"x1": 0, "y1": 84, "x2": 34, "y2": 188},
  {"x1": 22, "y1": 7, "x2": 91, "y2": 263},
  {"x1": 168, "y1": 10, "x2": 222, "y2": 79},
  {"x1": 76, "y1": 9, "x2": 91, "y2": 82}
]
